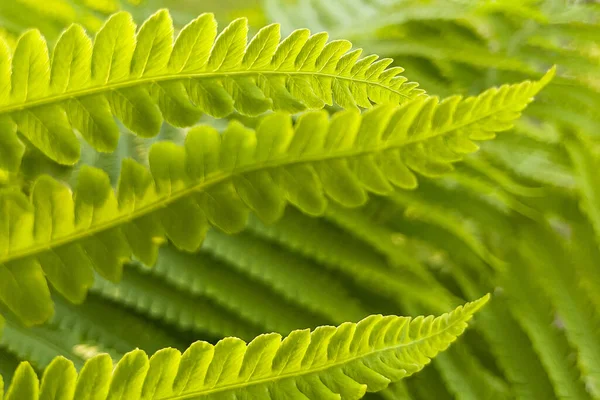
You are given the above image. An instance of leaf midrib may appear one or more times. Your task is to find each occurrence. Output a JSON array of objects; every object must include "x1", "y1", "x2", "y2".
[
  {"x1": 0, "y1": 70, "x2": 410, "y2": 115},
  {"x1": 0, "y1": 98, "x2": 524, "y2": 266},
  {"x1": 160, "y1": 311, "x2": 472, "y2": 399}
]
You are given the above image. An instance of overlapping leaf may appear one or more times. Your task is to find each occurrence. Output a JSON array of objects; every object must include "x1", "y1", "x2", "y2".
[
  {"x1": 0, "y1": 9, "x2": 424, "y2": 172},
  {"x1": 0, "y1": 69, "x2": 552, "y2": 325},
  {"x1": 0, "y1": 296, "x2": 489, "y2": 400}
]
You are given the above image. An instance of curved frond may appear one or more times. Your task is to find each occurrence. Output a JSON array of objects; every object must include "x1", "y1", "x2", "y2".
[
  {"x1": 0, "y1": 296, "x2": 489, "y2": 400},
  {"x1": 91, "y1": 267, "x2": 263, "y2": 342},
  {"x1": 0, "y1": 9, "x2": 424, "y2": 171},
  {"x1": 0, "y1": 72, "x2": 551, "y2": 325},
  {"x1": 403, "y1": 301, "x2": 512, "y2": 400},
  {"x1": 0, "y1": 313, "x2": 87, "y2": 371},
  {"x1": 503, "y1": 252, "x2": 591, "y2": 399},
  {"x1": 140, "y1": 244, "x2": 348, "y2": 334},
  {"x1": 565, "y1": 134, "x2": 600, "y2": 248},
  {"x1": 517, "y1": 223, "x2": 600, "y2": 398},
  {"x1": 246, "y1": 208, "x2": 458, "y2": 313},
  {"x1": 0, "y1": 294, "x2": 182, "y2": 371},
  {"x1": 202, "y1": 230, "x2": 368, "y2": 325},
  {"x1": 451, "y1": 262, "x2": 558, "y2": 400}
]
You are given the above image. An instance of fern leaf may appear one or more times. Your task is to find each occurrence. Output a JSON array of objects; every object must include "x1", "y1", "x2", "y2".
[
  {"x1": 91, "y1": 266, "x2": 263, "y2": 342},
  {"x1": 0, "y1": 295, "x2": 183, "y2": 373},
  {"x1": 0, "y1": 10, "x2": 424, "y2": 170},
  {"x1": 433, "y1": 346, "x2": 512, "y2": 400},
  {"x1": 51, "y1": 295, "x2": 184, "y2": 361},
  {"x1": 324, "y1": 204, "x2": 424, "y2": 271},
  {"x1": 202, "y1": 230, "x2": 368, "y2": 325},
  {"x1": 147, "y1": 245, "x2": 343, "y2": 334},
  {"x1": 0, "y1": 312, "x2": 87, "y2": 370},
  {"x1": 403, "y1": 300, "x2": 512, "y2": 400},
  {"x1": 517, "y1": 223, "x2": 600, "y2": 398},
  {"x1": 246, "y1": 209, "x2": 458, "y2": 313},
  {"x1": 451, "y1": 262, "x2": 558, "y2": 400},
  {"x1": 503, "y1": 251, "x2": 591, "y2": 400},
  {"x1": 0, "y1": 71, "x2": 552, "y2": 325},
  {"x1": 0, "y1": 297, "x2": 489, "y2": 400},
  {"x1": 569, "y1": 216, "x2": 600, "y2": 315},
  {"x1": 387, "y1": 190, "x2": 499, "y2": 268},
  {"x1": 565, "y1": 134, "x2": 600, "y2": 249}
]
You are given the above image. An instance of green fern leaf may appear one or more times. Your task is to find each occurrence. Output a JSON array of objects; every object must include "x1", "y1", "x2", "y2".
[
  {"x1": 202, "y1": 231, "x2": 368, "y2": 325},
  {"x1": 0, "y1": 296, "x2": 489, "y2": 400},
  {"x1": 0, "y1": 70, "x2": 552, "y2": 325},
  {"x1": 517, "y1": 223, "x2": 600, "y2": 398},
  {"x1": 145, "y1": 245, "x2": 344, "y2": 334},
  {"x1": 0, "y1": 294, "x2": 183, "y2": 372},
  {"x1": 246, "y1": 209, "x2": 458, "y2": 313},
  {"x1": 91, "y1": 265, "x2": 263, "y2": 342},
  {"x1": 0, "y1": 9, "x2": 424, "y2": 171},
  {"x1": 504, "y1": 251, "x2": 591, "y2": 399},
  {"x1": 565, "y1": 134, "x2": 600, "y2": 249}
]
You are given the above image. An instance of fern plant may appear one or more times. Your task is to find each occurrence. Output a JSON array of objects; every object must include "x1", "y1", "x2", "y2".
[
  {"x1": 0, "y1": 3, "x2": 567, "y2": 399},
  {"x1": 0, "y1": 296, "x2": 488, "y2": 399},
  {"x1": 0, "y1": 10, "x2": 553, "y2": 327},
  {"x1": 2, "y1": 78, "x2": 551, "y2": 326},
  {"x1": 258, "y1": 1, "x2": 600, "y2": 399},
  {"x1": 0, "y1": 9, "x2": 423, "y2": 172}
]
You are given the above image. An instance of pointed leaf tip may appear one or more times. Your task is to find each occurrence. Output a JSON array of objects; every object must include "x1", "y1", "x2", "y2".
[
  {"x1": 537, "y1": 65, "x2": 556, "y2": 90},
  {"x1": 469, "y1": 293, "x2": 492, "y2": 313}
]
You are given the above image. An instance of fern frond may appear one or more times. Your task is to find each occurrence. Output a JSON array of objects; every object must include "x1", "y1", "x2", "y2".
[
  {"x1": 91, "y1": 267, "x2": 263, "y2": 341},
  {"x1": 0, "y1": 312, "x2": 87, "y2": 371},
  {"x1": 247, "y1": 208, "x2": 458, "y2": 314},
  {"x1": 568, "y1": 216, "x2": 600, "y2": 314},
  {"x1": 0, "y1": 294, "x2": 181, "y2": 371},
  {"x1": 323, "y1": 204, "x2": 425, "y2": 273},
  {"x1": 0, "y1": 9, "x2": 424, "y2": 171},
  {"x1": 145, "y1": 244, "x2": 356, "y2": 333},
  {"x1": 265, "y1": 0, "x2": 476, "y2": 39},
  {"x1": 0, "y1": 72, "x2": 551, "y2": 325},
  {"x1": 403, "y1": 300, "x2": 512, "y2": 400},
  {"x1": 0, "y1": 297, "x2": 489, "y2": 400},
  {"x1": 0, "y1": 0, "x2": 106, "y2": 45},
  {"x1": 503, "y1": 251, "x2": 591, "y2": 400},
  {"x1": 565, "y1": 133, "x2": 600, "y2": 248},
  {"x1": 202, "y1": 230, "x2": 368, "y2": 325},
  {"x1": 51, "y1": 294, "x2": 183, "y2": 360},
  {"x1": 481, "y1": 133, "x2": 576, "y2": 190},
  {"x1": 433, "y1": 346, "x2": 513, "y2": 400},
  {"x1": 517, "y1": 223, "x2": 600, "y2": 398},
  {"x1": 387, "y1": 190, "x2": 500, "y2": 269},
  {"x1": 475, "y1": 297, "x2": 558, "y2": 400},
  {"x1": 407, "y1": 362, "x2": 454, "y2": 400},
  {"x1": 451, "y1": 261, "x2": 558, "y2": 400}
]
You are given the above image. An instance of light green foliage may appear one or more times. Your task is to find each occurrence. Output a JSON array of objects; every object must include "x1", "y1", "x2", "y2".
[
  {"x1": 0, "y1": 1, "x2": 596, "y2": 399},
  {"x1": 0, "y1": 9, "x2": 424, "y2": 172},
  {"x1": 0, "y1": 296, "x2": 488, "y2": 399},
  {"x1": 0, "y1": 71, "x2": 550, "y2": 326},
  {"x1": 258, "y1": 1, "x2": 600, "y2": 398},
  {"x1": 565, "y1": 134, "x2": 600, "y2": 248}
]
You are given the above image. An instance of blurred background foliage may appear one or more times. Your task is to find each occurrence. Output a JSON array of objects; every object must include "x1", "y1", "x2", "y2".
[{"x1": 1, "y1": 0, "x2": 599, "y2": 399}]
